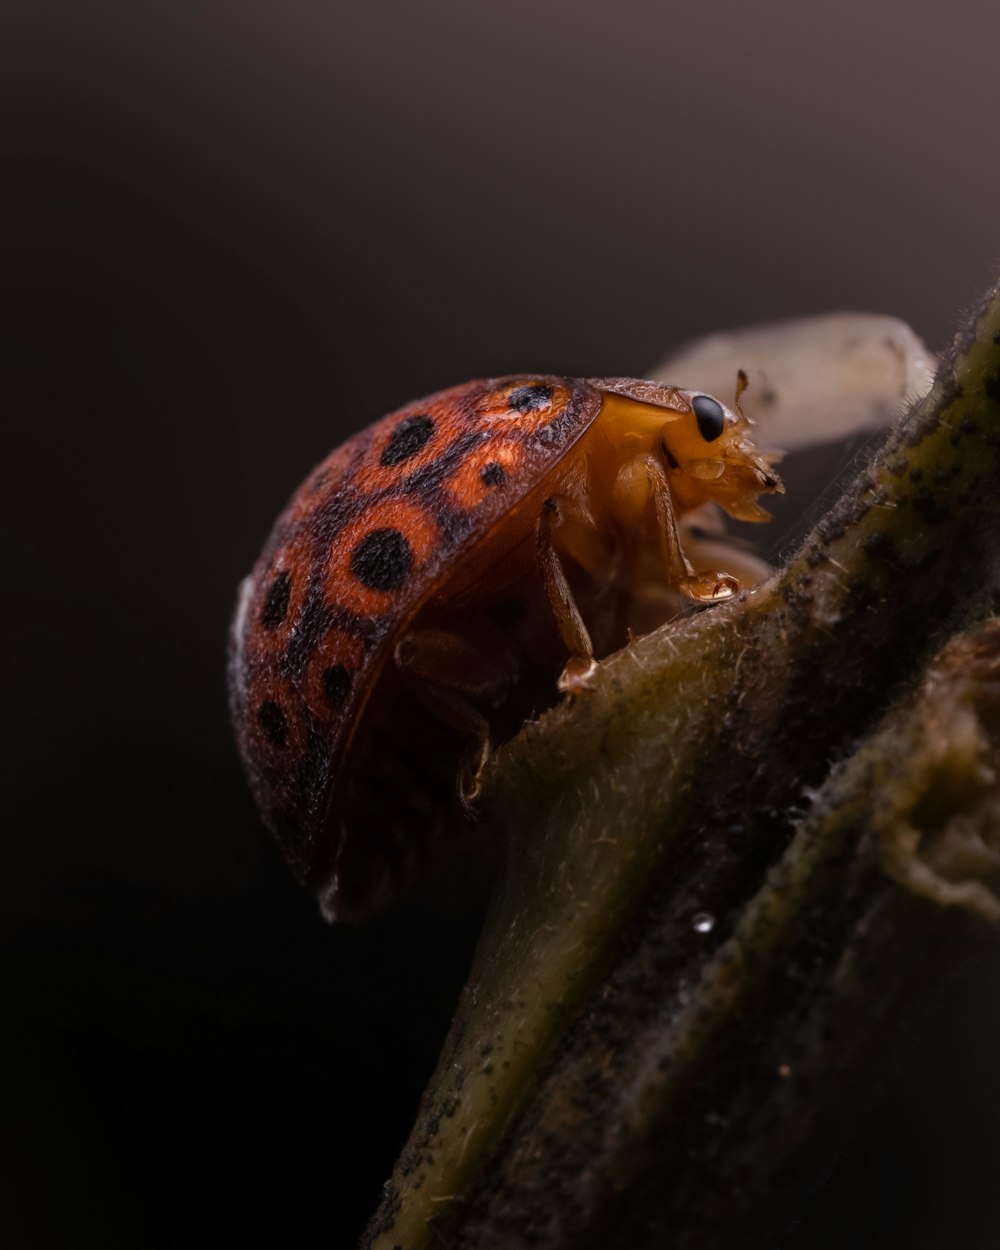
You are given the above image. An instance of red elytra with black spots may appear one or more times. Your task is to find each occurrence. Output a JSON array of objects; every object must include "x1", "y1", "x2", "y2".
[{"x1": 229, "y1": 375, "x2": 780, "y2": 920}]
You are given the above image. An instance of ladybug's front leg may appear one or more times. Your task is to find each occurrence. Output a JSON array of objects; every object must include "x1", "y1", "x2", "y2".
[
  {"x1": 537, "y1": 495, "x2": 602, "y2": 695},
  {"x1": 613, "y1": 454, "x2": 739, "y2": 603}
]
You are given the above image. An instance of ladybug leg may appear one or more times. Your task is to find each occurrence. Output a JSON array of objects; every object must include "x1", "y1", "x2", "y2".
[
  {"x1": 680, "y1": 506, "x2": 773, "y2": 589},
  {"x1": 413, "y1": 684, "x2": 491, "y2": 807},
  {"x1": 616, "y1": 454, "x2": 739, "y2": 603},
  {"x1": 394, "y1": 627, "x2": 517, "y2": 803},
  {"x1": 537, "y1": 496, "x2": 601, "y2": 694}
]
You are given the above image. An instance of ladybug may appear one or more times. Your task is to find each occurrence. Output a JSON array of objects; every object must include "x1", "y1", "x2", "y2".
[{"x1": 228, "y1": 375, "x2": 782, "y2": 920}]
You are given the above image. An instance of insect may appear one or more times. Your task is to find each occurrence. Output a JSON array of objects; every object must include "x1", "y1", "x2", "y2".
[{"x1": 228, "y1": 374, "x2": 782, "y2": 920}]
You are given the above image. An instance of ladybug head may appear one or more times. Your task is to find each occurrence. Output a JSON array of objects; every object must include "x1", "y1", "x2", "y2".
[
  {"x1": 668, "y1": 373, "x2": 783, "y2": 521},
  {"x1": 592, "y1": 375, "x2": 784, "y2": 522}
]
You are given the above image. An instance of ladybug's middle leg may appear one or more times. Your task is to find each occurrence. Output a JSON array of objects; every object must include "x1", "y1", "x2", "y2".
[{"x1": 536, "y1": 494, "x2": 605, "y2": 695}]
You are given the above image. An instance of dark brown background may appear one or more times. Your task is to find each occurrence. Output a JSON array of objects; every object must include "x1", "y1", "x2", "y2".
[{"x1": 4, "y1": 3, "x2": 1000, "y2": 1246}]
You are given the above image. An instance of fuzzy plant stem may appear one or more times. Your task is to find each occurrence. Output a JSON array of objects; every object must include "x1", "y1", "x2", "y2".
[{"x1": 364, "y1": 282, "x2": 1000, "y2": 1250}]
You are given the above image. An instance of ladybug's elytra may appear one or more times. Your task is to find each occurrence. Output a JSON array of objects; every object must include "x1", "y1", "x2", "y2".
[{"x1": 228, "y1": 375, "x2": 782, "y2": 920}]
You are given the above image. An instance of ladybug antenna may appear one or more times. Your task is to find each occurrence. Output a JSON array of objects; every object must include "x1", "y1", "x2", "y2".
[{"x1": 734, "y1": 369, "x2": 749, "y2": 421}]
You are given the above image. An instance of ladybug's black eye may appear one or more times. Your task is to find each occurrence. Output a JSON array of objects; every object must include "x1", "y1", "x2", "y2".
[{"x1": 692, "y1": 394, "x2": 726, "y2": 442}]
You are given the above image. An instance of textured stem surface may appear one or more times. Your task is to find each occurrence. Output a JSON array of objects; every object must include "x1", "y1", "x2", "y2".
[{"x1": 365, "y1": 283, "x2": 1000, "y2": 1250}]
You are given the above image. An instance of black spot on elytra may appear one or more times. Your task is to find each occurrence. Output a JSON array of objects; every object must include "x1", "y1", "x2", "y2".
[
  {"x1": 322, "y1": 664, "x2": 353, "y2": 706},
  {"x1": 404, "y1": 428, "x2": 488, "y2": 499},
  {"x1": 258, "y1": 700, "x2": 288, "y2": 746},
  {"x1": 480, "y1": 462, "x2": 506, "y2": 486},
  {"x1": 381, "y1": 414, "x2": 435, "y2": 466},
  {"x1": 693, "y1": 394, "x2": 726, "y2": 441},
  {"x1": 260, "y1": 571, "x2": 291, "y2": 629},
  {"x1": 282, "y1": 586, "x2": 339, "y2": 681},
  {"x1": 985, "y1": 372, "x2": 1000, "y2": 403},
  {"x1": 350, "y1": 528, "x2": 413, "y2": 591},
  {"x1": 508, "y1": 383, "x2": 553, "y2": 413}
]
